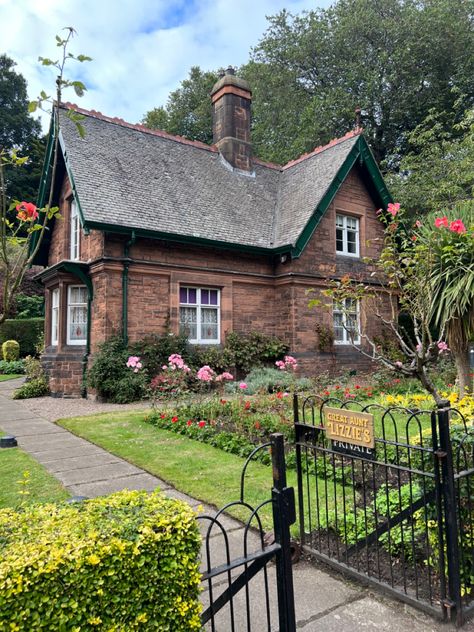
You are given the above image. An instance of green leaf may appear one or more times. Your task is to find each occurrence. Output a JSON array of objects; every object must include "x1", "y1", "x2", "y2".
[
  {"x1": 38, "y1": 56, "x2": 55, "y2": 66},
  {"x1": 28, "y1": 101, "x2": 38, "y2": 113},
  {"x1": 75, "y1": 122, "x2": 86, "y2": 139},
  {"x1": 77, "y1": 55, "x2": 93, "y2": 63}
]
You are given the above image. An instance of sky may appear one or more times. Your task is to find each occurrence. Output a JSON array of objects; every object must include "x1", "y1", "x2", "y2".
[{"x1": 0, "y1": 0, "x2": 332, "y2": 130}]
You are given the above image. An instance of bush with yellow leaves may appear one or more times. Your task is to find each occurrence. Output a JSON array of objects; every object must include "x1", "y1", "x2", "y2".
[{"x1": 0, "y1": 490, "x2": 202, "y2": 630}]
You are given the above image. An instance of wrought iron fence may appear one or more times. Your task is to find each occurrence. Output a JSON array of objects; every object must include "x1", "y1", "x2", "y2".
[
  {"x1": 199, "y1": 433, "x2": 296, "y2": 631},
  {"x1": 293, "y1": 394, "x2": 473, "y2": 626}
]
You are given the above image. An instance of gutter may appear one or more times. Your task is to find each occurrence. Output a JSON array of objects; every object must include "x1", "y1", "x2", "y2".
[{"x1": 122, "y1": 231, "x2": 136, "y2": 346}]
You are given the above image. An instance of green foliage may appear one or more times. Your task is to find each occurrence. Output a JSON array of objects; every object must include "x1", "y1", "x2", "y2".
[
  {"x1": 0, "y1": 490, "x2": 202, "y2": 630},
  {"x1": 142, "y1": 66, "x2": 219, "y2": 144},
  {"x1": 2, "y1": 339, "x2": 19, "y2": 361},
  {"x1": 0, "y1": 317, "x2": 44, "y2": 357},
  {"x1": 389, "y1": 108, "x2": 474, "y2": 216},
  {"x1": 130, "y1": 332, "x2": 189, "y2": 379},
  {"x1": 0, "y1": 359, "x2": 24, "y2": 374},
  {"x1": 222, "y1": 331, "x2": 289, "y2": 375},
  {"x1": 87, "y1": 337, "x2": 146, "y2": 403},
  {"x1": 13, "y1": 377, "x2": 49, "y2": 399},
  {"x1": 14, "y1": 293, "x2": 44, "y2": 318}
]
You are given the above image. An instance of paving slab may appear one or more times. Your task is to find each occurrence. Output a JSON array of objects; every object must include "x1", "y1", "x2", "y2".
[
  {"x1": 18, "y1": 434, "x2": 95, "y2": 452},
  {"x1": 31, "y1": 445, "x2": 105, "y2": 462},
  {"x1": 302, "y1": 595, "x2": 448, "y2": 631},
  {"x1": 44, "y1": 453, "x2": 122, "y2": 473},
  {"x1": 54, "y1": 461, "x2": 146, "y2": 486},
  {"x1": 0, "y1": 421, "x2": 68, "y2": 437},
  {"x1": 68, "y1": 472, "x2": 167, "y2": 497}
]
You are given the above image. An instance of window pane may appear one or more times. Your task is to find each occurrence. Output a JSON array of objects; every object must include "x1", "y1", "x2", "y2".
[
  {"x1": 69, "y1": 306, "x2": 87, "y2": 341},
  {"x1": 201, "y1": 289, "x2": 209, "y2": 305},
  {"x1": 180, "y1": 306, "x2": 197, "y2": 339},
  {"x1": 201, "y1": 323, "x2": 218, "y2": 340},
  {"x1": 334, "y1": 326, "x2": 344, "y2": 341},
  {"x1": 188, "y1": 288, "x2": 197, "y2": 304},
  {"x1": 209, "y1": 290, "x2": 218, "y2": 305},
  {"x1": 179, "y1": 287, "x2": 187, "y2": 303},
  {"x1": 336, "y1": 228, "x2": 343, "y2": 251},
  {"x1": 346, "y1": 217, "x2": 357, "y2": 230},
  {"x1": 336, "y1": 215, "x2": 344, "y2": 228}
]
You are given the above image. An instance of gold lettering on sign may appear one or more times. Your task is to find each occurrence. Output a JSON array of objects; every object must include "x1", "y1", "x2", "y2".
[{"x1": 325, "y1": 407, "x2": 375, "y2": 449}]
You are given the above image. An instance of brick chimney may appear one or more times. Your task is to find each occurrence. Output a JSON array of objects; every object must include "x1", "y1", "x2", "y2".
[{"x1": 211, "y1": 67, "x2": 252, "y2": 172}]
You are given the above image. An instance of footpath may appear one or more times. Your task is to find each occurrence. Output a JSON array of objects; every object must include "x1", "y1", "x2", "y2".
[{"x1": 0, "y1": 378, "x2": 463, "y2": 631}]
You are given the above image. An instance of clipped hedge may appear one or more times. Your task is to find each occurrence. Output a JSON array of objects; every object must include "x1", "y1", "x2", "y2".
[
  {"x1": 0, "y1": 490, "x2": 202, "y2": 631},
  {"x1": 0, "y1": 317, "x2": 44, "y2": 357}
]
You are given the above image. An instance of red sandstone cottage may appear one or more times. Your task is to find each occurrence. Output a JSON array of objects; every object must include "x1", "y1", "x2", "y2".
[{"x1": 34, "y1": 69, "x2": 393, "y2": 397}]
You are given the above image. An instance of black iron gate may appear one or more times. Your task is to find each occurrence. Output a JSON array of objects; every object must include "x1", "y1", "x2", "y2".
[
  {"x1": 199, "y1": 433, "x2": 296, "y2": 631},
  {"x1": 294, "y1": 394, "x2": 474, "y2": 626}
]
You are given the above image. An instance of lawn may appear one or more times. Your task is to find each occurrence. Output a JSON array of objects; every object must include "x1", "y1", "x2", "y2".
[
  {"x1": 0, "y1": 447, "x2": 69, "y2": 508},
  {"x1": 0, "y1": 374, "x2": 22, "y2": 382},
  {"x1": 58, "y1": 410, "x2": 342, "y2": 531}
]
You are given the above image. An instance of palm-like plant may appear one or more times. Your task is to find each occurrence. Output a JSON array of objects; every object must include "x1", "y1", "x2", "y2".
[{"x1": 427, "y1": 204, "x2": 474, "y2": 394}]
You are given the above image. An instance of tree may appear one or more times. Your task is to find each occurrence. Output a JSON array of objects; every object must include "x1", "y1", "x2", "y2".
[
  {"x1": 250, "y1": 0, "x2": 474, "y2": 165},
  {"x1": 388, "y1": 108, "x2": 474, "y2": 215},
  {"x1": 142, "y1": 67, "x2": 219, "y2": 145},
  {"x1": 0, "y1": 55, "x2": 45, "y2": 205},
  {"x1": 0, "y1": 28, "x2": 91, "y2": 324}
]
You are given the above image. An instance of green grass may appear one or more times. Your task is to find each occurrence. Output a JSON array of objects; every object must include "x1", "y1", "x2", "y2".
[
  {"x1": 0, "y1": 374, "x2": 22, "y2": 382},
  {"x1": 57, "y1": 410, "x2": 342, "y2": 531},
  {"x1": 0, "y1": 447, "x2": 69, "y2": 508}
]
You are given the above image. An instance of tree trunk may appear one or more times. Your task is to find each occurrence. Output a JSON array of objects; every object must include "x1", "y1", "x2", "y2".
[{"x1": 453, "y1": 349, "x2": 472, "y2": 396}]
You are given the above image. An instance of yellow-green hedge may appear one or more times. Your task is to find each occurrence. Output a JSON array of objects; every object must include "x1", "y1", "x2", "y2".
[{"x1": 0, "y1": 490, "x2": 202, "y2": 631}]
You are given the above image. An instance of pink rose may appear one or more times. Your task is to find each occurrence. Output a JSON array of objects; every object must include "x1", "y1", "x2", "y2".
[{"x1": 239, "y1": 382, "x2": 248, "y2": 390}]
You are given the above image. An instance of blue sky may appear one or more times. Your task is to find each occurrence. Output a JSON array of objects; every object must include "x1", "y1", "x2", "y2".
[{"x1": 1, "y1": 0, "x2": 333, "y2": 129}]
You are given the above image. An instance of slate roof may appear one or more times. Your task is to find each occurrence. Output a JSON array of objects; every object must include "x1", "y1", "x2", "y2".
[{"x1": 58, "y1": 105, "x2": 363, "y2": 252}]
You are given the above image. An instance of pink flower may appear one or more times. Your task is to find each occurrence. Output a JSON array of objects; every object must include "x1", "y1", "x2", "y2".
[
  {"x1": 434, "y1": 216, "x2": 449, "y2": 228},
  {"x1": 275, "y1": 360, "x2": 285, "y2": 370},
  {"x1": 275, "y1": 355, "x2": 298, "y2": 371},
  {"x1": 415, "y1": 220, "x2": 422, "y2": 228},
  {"x1": 239, "y1": 382, "x2": 248, "y2": 390},
  {"x1": 215, "y1": 371, "x2": 234, "y2": 382},
  {"x1": 416, "y1": 343, "x2": 422, "y2": 353},
  {"x1": 395, "y1": 361, "x2": 403, "y2": 368},
  {"x1": 127, "y1": 356, "x2": 141, "y2": 369},
  {"x1": 449, "y1": 219, "x2": 466, "y2": 234},
  {"x1": 283, "y1": 392, "x2": 289, "y2": 397},
  {"x1": 438, "y1": 341, "x2": 450, "y2": 352},
  {"x1": 197, "y1": 365, "x2": 215, "y2": 382},
  {"x1": 162, "y1": 365, "x2": 167, "y2": 370},
  {"x1": 387, "y1": 202, "x2": 400, "y2": 217},
  {"x1": 186, "y1": 420, "x2": 192, "y2": 426}
]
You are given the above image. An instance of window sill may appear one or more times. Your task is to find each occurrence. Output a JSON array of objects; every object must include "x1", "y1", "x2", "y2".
[{"x1": 336, "y1": 252, "x2": 360, "y2": 259}]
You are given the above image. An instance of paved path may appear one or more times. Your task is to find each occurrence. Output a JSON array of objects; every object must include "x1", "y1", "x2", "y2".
[{"x1": 0, "y1": 379, "x2": 464, "y2": 631}]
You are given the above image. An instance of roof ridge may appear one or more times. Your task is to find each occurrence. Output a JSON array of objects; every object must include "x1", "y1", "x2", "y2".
[
  {"x1": 60, "y1": 102, "x2": 218, "y2": 153},
  {"x1": 281, "y1": 129, "x2": 363, "y2": 171}
]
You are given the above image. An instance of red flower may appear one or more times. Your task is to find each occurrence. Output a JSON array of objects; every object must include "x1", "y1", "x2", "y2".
[
  {"x1": 220, "y1": 399, "x2": 227, "y2": 405},
  {"x1": 449, "y1": 219, "x2": 466, "y2": 234},
  {"x1": 254, "y1": 421, "x2": 261, "y2": 430},
  {"x1": 198, "y1": 420, "x2": 206, "y2": 428},
  {"x1": 335, "y1": 385, "x2": 340, "y2": 390},
  {"x1": 160, "y1": 414, "x2": 166, "y2": 419},
  {"x1": 276, "y1": 391, "x2": 283, "y2": 399},
  {"x1": 355, "y1": 385, "x2": 361, "y2": 389},
  {"x1": 16, "y1": 201, "x2": 39, "y2": 222},
  {"x1": 324, "y1": 390, "x2": 330, "y2": 396},
  {"x1": 434, "y1": 216, "x2": 449, "y2": 228},
  {"x1": 171, "y1": 416, "x2": 178, "y2": 423},
  {"x1": 186, "y1": 420, "x2": 192, "y2": 426},
  {"x1": 411, "y1": 235, "x2": 417, "y2": 242},
  {"x1": 244, "y1": 401, "x2": 251, "y2": 410}
]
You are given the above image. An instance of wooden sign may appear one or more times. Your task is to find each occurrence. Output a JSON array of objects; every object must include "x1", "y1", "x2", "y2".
[{"x1": 324, "y1": 407, "x2": 375, "y2": 450}]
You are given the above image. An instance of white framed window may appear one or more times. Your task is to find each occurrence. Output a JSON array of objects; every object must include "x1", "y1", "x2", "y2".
[
  {"x1": 333, "y1": 299, "x2": 360, "y2": 345},
  {"x1": 179, "y1": 287, "x2": 220, "y2": 344},
  {"x1": 51, "y1": 288, "x2": 59, "y2": 346},
  {"x1": 336, "y1": 214, "x2": 359, "y2": 257},
  {"x1": 70, "y1": 199, "x2": 80, "y2": 260},
  {"x1": 67, "y1": 286, "x2": 87, "y2": 345}
]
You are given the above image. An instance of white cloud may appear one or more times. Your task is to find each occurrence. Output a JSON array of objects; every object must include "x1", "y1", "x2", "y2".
[{"x1": 1, "y1": 0, "x2": 332, "y2": 130}]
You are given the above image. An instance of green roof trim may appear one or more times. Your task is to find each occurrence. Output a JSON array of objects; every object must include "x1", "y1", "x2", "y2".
[
  {"x1": 290, "y1": 135, "x2": 392, "y2": 259},
  {"x1": 58, "y1": 130, "x2": 89, "y2": 236}
]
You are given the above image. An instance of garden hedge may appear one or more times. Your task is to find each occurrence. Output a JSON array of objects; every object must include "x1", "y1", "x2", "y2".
[
  {"x1": 0, "y1": 490, "x2": 202, "y2": 630},
  {"x1": 0, "y1": 317, "x2": 44, "y2": 357}
]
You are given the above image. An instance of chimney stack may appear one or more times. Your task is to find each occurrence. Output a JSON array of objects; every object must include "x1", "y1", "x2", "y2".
[{"x1": 211, "y1": 67, "x2": 252, "y2": 172}]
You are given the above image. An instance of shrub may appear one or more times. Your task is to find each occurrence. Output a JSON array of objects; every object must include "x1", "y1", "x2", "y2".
[
  {"x1": 130, "y1": 332, "x2": 189, "y2": 379},
  {"x1": 24, "y1": 355, "x2": 45, "y2": 380},
  {"x1": 0, "y1": 359, "x2": 25, "y2": 374},
  {"x1": 0, "y1": 490, "x2": 201, "y2": 631},
  {"x1": 2, "y1": 340, "x2": 20, "y2": 361},
  {"x1": 88, "y1": 337, "x2": 146, "y2": 403},
  {"x1": 222, "y1": 331, "x2": 289, "y2": 375},
  {"x1": 15, "y1": 293, "x2": 44, "y2": 318},
  {"x1": 0, "y1": 317, "x2": 44, "y2": 357},
  {"x1": 230, "y1": 366, "x2": 312, "y2": 395},
  {"x1": 13, "y1": 377, "x2": 49, "y2": 399}
]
